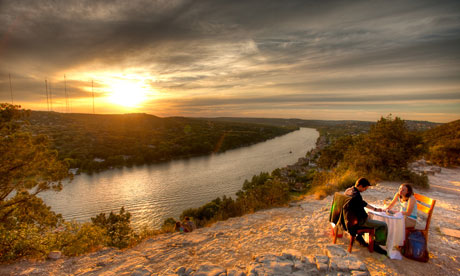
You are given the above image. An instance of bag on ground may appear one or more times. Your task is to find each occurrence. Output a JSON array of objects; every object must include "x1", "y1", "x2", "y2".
[{"x1": 401, "y1": 230, "x2": 429, "y2": 262}]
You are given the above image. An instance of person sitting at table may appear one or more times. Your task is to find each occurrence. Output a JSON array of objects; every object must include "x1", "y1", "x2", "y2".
[
  {"x1": 384, "y1": 183, "x2": 417, "y2": 228},
  {"x1": 344, "y1": 177, "x2": 388, "y2": 255}
]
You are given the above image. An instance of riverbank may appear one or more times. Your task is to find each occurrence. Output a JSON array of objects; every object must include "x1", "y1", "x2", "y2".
[
  {"x1": 39, "y1": 128, "x2": 319, "y2": 229},
  {"x1": 2, "y1": 164, "x2": 458, "y2": 276}
]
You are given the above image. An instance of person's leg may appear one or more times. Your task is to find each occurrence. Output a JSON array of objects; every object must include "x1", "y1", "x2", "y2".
[
  {"x1": 362, "y1": 218, "x2": 388, "y2": 246},
  {"x1": 405, "y1": 217, "x2": 416, "y2": 228}
]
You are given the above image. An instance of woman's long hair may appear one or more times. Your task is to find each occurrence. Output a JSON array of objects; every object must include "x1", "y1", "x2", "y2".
[{"x1": 399, "y1": 183, "x2": 414, "y2": 200}]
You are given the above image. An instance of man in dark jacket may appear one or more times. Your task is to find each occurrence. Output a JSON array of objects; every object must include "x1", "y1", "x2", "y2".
[{"x1": 345, "y1": 177, "x2": 388, "y2": 255}]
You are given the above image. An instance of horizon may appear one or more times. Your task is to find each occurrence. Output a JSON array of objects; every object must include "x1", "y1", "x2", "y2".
[
  {"x1": 26, "y1": 108, "x2": 448, "y2": 124},
  {"x1": 1, "y1": 1, "x2": 460, "y2": 123}
]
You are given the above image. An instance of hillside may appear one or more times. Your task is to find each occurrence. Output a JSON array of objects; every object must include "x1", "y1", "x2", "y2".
[
  {"x1": 25, "y1": 112, "x2": 297, "y2": 173},
  {"x1": 424, "y1": 119, "x2": 460, "y2": 167},
  {"x1": 1, "y1": 163, "x2": 459, "y2": 276},
  {"x1": 207, "y1": 117, "x2": 440, "y2": 142}
]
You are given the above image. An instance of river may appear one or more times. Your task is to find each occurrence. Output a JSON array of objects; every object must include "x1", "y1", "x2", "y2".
[{"x1": 40, "y1": 127, "x2": 318, "y2": 229}]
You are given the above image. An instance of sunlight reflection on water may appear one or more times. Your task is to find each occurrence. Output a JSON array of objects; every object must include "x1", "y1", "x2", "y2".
[{"x1": 40, "y1": 128, "x2": 318, "y2": 229}]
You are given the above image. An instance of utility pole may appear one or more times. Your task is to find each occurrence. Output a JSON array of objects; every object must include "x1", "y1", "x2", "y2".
[
  {"x1": 9, "y1": 73, "x2": 13, "y2": 105},
  {"x1": 64, "y1": 74, "x2": 68, "y2": 113},
  {"x1": 45, "y1": 79, "x2": 49, "y2": 111},
  {"x1": 49, "y1": 81, "x2": 53, "y2": 111},
  {"x1": 92, "y1": 80, "x2": 95, "y2": 114}
]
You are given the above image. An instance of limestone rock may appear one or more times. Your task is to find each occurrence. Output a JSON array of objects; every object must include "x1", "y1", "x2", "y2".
[
  {"x1": 227, "y1": 268, "x2": 246, "y2": 276},
  {"x1": 48, "y1": 251, "x2": 62, "y2": 260},
  {"x1": 325, "y1": 245, "x2": 348, "y2": 258},
  {"x1": 194, "y1": 264, "x2": 226, "y2": 276},
  {"x1": 281, "y1": 249, "x2": 303, "y2": 261},
  {"x1": 175, "y1": 266, "x2": 186, "y2": 276},
  {"x1": 351, "y1": 270, "x2": 369, "y2": 276},
  {"x1": 131, "y1": 267, "x2": 152, "y2": 276}
]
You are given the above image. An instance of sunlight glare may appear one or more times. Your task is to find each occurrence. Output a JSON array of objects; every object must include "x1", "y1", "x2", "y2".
[{"x1": 107, "y1": 79, "x2": 150, "y2": 108}]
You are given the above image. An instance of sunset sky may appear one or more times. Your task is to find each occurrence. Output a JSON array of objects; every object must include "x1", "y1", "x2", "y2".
[{"x1": 1, "y1": 0, "x2": 459, "y2": 122}]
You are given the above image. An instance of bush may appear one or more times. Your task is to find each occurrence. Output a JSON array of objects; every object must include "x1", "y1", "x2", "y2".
[
  {"x1": 57, "y1": 222, "x2": 106, "y2": 256},
  {"x1": 311, "y1": 169, "x2": 358, "y2": 197},
  {"x1": 161, "y1": 217, "x2": 177, "y2": 233},
  {"x1": 236, "y1": 175, "x2": 290, "y2": 213},
  {"x1": 91, "y1": 207, "x2": 136, "y2": 249},
  {"x1": 0, "y1": 223, "x2": 50, "y2": 262},
  {"x1": 178, "y1": 172, "x2": 290, "y2": 228}
]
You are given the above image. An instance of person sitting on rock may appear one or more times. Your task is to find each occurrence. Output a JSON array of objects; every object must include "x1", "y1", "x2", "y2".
[
  {"x1": 183, "y1": 217, "x2": 196, "y2": 232},
  {"x1": 345, "y1": 177, "x2": 388, "y2": 255},
  {"x1": 384, "y1": 183, "x2": 417, "y2": 228}
]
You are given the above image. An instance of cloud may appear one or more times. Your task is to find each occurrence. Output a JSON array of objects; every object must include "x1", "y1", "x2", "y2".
[{"x1": 1, "y1": 0, "x2": 459, "y2": 121}]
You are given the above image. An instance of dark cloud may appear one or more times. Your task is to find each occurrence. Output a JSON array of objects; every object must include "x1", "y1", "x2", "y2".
[
  {"x1": 157, "y1": 91, "x2": 460, "y2": 108},
  {"x1": 0, "y1": 0, "x2": 459, "y2": 121}
]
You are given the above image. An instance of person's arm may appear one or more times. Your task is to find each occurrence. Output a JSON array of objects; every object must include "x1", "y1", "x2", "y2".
[
  {"x1": 401, "y1": 196, "x2": 416, "y2": 216},
  {"x1": 367, "y1": 204, "x2": 383, "y2": 212},
  {"x1": 384, "y1": 193, "x2": 398, "y2": 211}
]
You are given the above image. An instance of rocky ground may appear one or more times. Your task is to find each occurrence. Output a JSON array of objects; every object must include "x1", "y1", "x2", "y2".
[{"x1": 1, "y1": 164, "x2": 459, "y2": 276}]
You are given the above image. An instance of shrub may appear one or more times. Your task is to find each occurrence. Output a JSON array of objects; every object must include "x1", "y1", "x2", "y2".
[
  {"x1": 91, "y1": 207, "x2": 135, "y2": 249},
  {"x1": 57, "y1": 222, "x2": 106, "y2": 256},
  {"x1": 0, "y1": 223, "x2": 50, "y2": 262},
  {"x1": 179, "y1": 172, "x2": 290, "y2": 228},
  {"x1": 161, "y1": 217, "x2": 177, "y2": 233}
]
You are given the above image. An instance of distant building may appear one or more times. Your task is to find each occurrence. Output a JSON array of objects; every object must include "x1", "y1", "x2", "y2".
[{"x1": 68, "y1": 168, "x2": 79, "y2": 174}]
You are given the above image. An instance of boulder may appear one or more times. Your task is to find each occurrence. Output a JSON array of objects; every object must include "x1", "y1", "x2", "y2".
[{"x1": 48, "y1": 251, "x2": 62, "y2": 260}]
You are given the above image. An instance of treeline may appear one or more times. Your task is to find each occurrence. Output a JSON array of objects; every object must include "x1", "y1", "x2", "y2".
[{"x1": 26, "y1": 112, "x2": 297, "y2": 173}]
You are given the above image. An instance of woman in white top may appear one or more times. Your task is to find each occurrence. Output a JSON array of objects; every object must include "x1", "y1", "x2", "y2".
[{"x1": 384, "y1": 183, "x2": 417, "y2": 228}]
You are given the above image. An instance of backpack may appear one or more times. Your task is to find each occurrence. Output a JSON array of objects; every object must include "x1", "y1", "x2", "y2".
[{"x1": 401, "y1": 230, "x2": 429, "y2": 262}]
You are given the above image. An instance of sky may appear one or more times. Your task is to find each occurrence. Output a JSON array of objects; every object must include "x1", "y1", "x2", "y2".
[{"x1": 1, "y1": 0, "x2": 459, "y2": 122}]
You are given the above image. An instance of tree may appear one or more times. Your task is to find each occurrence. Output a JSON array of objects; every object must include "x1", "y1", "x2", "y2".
[
  {"x1": 317, "y1": 135, "x2": 355, "y2": 169},
  {"x1": 0, "y1": 103, "x2": 71, "y2": 225},
  {"x1": 343, "y1": 115, "x2": 424, "y2": 178},
  {"x1": 91, "y1": 207, "x2": 134, "y2": 249}
]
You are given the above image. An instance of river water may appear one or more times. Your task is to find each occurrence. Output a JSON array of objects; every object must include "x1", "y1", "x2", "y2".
[{"x1": 40, "y1": 127, "x2": 318, "y2": 228}]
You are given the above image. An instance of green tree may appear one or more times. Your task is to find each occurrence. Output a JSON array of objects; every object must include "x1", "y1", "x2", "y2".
[
  {"x1": 342, "y1": 115, "x2": 424, "y2": 178},
  {"x1": 0, "y1": 103, "x2": 70, "y2": 225},
  {"x1": 317, "y1": 135, "x2": 354, "y2": 169},
  {"x1": 0, "y1": 103, "x2": 72, "y2": 261},
  {"x1": 91, "y1": 207, "x2": 135, "y2": 249}
]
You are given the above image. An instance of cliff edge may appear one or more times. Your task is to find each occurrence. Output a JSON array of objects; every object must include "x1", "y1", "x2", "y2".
[{"x1": 1, "y1": 164, "x2": 459, "y2": 276}]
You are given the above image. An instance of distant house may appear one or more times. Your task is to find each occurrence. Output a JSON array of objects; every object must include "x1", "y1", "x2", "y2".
[
  {"x1": 68, "y1": 168, "x2": 79, "y2": 174},
  {"x1": 93, "y1": 158, "x2": 105, "y2": 163}
]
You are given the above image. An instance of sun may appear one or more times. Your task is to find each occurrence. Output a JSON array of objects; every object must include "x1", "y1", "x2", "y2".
[{"x1": 107, "y1": 79, "x2": 149, "y2": 108}]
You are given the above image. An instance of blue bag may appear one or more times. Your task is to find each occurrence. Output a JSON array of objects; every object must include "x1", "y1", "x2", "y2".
[{"x1": 401, "y1": 230, "x2": 429, "y2": 262}]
